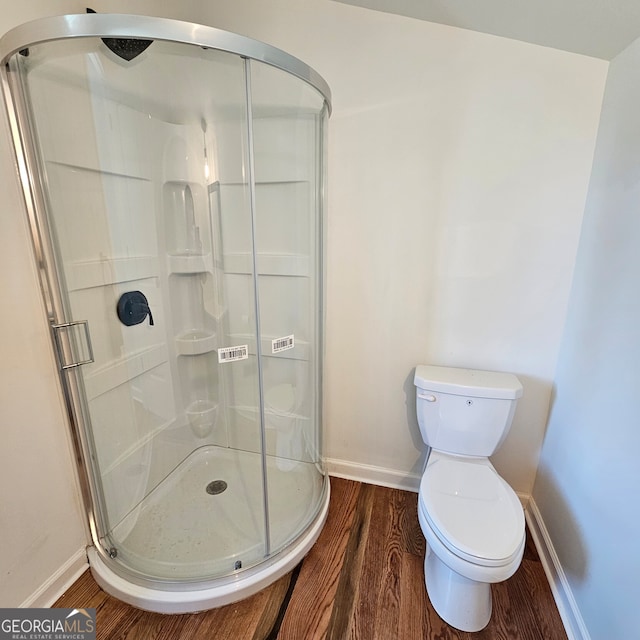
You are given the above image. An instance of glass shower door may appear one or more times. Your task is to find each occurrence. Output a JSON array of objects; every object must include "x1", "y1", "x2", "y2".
[
  {"x1": 248, "y1": 60, "x2": 328, "y2": 554},
  {"x1": 13, "y1": 37, "x2": 268, "y2": 582}
]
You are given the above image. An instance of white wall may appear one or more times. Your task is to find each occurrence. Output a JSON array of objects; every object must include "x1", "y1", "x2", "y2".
[
  {"x1": 199, "y1": 0, "x2": 608, "y2": 493},
  {"x1": 532, "y1": 35, "x2": 640, "y2": 639}
]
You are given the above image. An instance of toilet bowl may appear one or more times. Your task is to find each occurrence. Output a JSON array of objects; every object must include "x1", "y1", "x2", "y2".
[
  {"x1": 417, "y1": 451, "x2": 525, "y2": 631},
  {"x1": 413, "y1": 364, "x2": 525, "y2": 632}
]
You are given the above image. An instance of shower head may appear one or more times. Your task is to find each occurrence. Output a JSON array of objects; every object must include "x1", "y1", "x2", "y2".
[
  {"x1": 100, "y1": 37, "x2": 153, "y2": 61},
  {"x1": 86, "y1": 8, "x2": 153, "y2": 61}
]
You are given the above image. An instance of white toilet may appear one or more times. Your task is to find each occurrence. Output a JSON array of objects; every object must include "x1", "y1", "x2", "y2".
[{"x1": 414, "y1": 365, "x2": 525, "y2": 632}]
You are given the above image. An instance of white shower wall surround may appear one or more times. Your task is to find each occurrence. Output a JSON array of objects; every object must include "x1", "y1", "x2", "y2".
[{"x1": 0, "y1": 14, "x2": 330, "y2": 612}]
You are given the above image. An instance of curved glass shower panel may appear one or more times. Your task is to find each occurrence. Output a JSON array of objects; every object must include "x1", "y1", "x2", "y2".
[
  {"x1": 3, "y1": 14, "x2": 332, "y2": 610},
  {"x1": 13, "y1": 37, "x2": 267, "y2": 581},
  {"x1": 248, "y1": 60, "x2": 329, "y2": 554}
]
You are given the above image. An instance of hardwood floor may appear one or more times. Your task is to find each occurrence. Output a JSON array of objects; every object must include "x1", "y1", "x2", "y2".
[{"x1": 54, "y1": 477, "x2": 568, "y2": 639}]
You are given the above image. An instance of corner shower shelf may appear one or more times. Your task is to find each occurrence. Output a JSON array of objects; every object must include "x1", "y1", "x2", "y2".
[
  {"x1": 223, "y1": 253, "x2": 309, "y2": 277},
  {"x1": 220, "y1": 179, "x2": 309, "y2": 186},
  {"x1": 227, "y1": 334, "x2": 310, "y2": 361},
  {"x1": 175, "y1": 330, "x2": 217, "y2": 356},
  {"x1": 168, "y1": 253, "x2": 214, "y2": 275},
  {"x1": 186, "y1": 400, "x2": 218, "y2": 438}
]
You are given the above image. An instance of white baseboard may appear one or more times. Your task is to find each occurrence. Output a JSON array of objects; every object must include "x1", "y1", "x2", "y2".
[
  {"x1": 325, "y1": 457, "x2": 530, "y2": 509},
  {"x1": 525, "y1": 499, "x2": 590, "y2": 640},
  {"x1": 325, "y1": 457, "x2": 422, "y2": 492},
  {"x1": 21, "y1": 547, "x2": 89, "y2": 608}
]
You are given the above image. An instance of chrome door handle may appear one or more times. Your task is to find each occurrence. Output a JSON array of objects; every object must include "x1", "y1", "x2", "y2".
[{"x1": 52, "y1": 320, "x2": 95, "y2": 370}]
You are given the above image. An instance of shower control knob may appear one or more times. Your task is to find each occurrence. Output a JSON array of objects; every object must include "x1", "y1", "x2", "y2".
[{"x1": 116, "y1": 291, "x2": 154, "y2": 327}]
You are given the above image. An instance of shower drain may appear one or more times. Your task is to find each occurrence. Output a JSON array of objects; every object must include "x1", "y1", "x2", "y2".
[{"x1": 206, "y1": 480, "x2": 228, "y2": 495}]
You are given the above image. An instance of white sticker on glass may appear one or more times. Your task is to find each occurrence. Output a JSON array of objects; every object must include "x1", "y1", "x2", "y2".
[
  {"x1": 272, "y1": 334, "x2": 295, "y2": 354},
  {"x1": 218, "y1": 344, "x2": 249, "y2": 363}
]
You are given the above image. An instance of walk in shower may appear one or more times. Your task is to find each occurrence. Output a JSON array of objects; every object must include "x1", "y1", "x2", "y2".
[{"x1": 0, "y1": 14, "x2": 330, "y2": 612}]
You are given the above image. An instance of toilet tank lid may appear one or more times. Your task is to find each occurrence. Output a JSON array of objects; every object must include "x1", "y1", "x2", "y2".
[{"x1": 414, "y1": 365, "x2": 523, "y2": 399}]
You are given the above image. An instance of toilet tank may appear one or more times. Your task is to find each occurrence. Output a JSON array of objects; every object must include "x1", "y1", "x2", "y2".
[{"x1": 414, "y1": 365, "x2": 523, "y2": 457}]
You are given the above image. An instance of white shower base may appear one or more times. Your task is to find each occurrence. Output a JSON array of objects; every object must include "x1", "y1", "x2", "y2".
[{"x1": 88, "y1": 445, "x2": 329, "y2": 613}]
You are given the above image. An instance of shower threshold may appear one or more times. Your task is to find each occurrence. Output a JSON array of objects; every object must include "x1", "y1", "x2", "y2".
[{"x1": 88, "y1": 446, "x2": 330, "y2": 613}]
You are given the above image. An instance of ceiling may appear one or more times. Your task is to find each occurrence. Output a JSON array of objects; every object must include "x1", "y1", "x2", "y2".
[{"x1": 333, "y1": 0, "x2": 640, "y2": 60}]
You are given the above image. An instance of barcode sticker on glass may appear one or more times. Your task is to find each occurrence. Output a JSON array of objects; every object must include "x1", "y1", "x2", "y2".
[
  {"x1": 272, "y1": 334, "x2": 295, "y2": 354},
  {"x1": 218, "y1": 344, "x2": 249, "y2": 363}
]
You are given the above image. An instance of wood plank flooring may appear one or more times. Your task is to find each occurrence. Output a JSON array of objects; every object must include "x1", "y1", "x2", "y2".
[{"x1": 54, "y1": 477, "x2": 568, "y2": 639}]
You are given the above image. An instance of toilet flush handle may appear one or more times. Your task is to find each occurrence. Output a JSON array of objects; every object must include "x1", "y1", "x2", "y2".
[{"x1": 417, "y1": 391, "x2": 437, "y2": 402}]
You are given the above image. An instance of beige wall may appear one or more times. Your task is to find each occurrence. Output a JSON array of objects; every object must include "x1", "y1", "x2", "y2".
[
  {"x1": 0, "y1": 108, "x2": 86, "y2": 607},
  {"x1": 0, "y1": 1, "x2": 83, "y2": 608},
  {"x1": 198, "y1": 0, "x2": 608, "y2": 493},
  {"x1": 0, "y1": 0, "x2": 609, "y2": 605}
]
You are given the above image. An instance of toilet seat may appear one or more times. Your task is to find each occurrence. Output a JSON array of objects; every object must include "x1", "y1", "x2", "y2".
[{"x1": 419, "y1": 454, "x2": 524, "y2": 566}]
